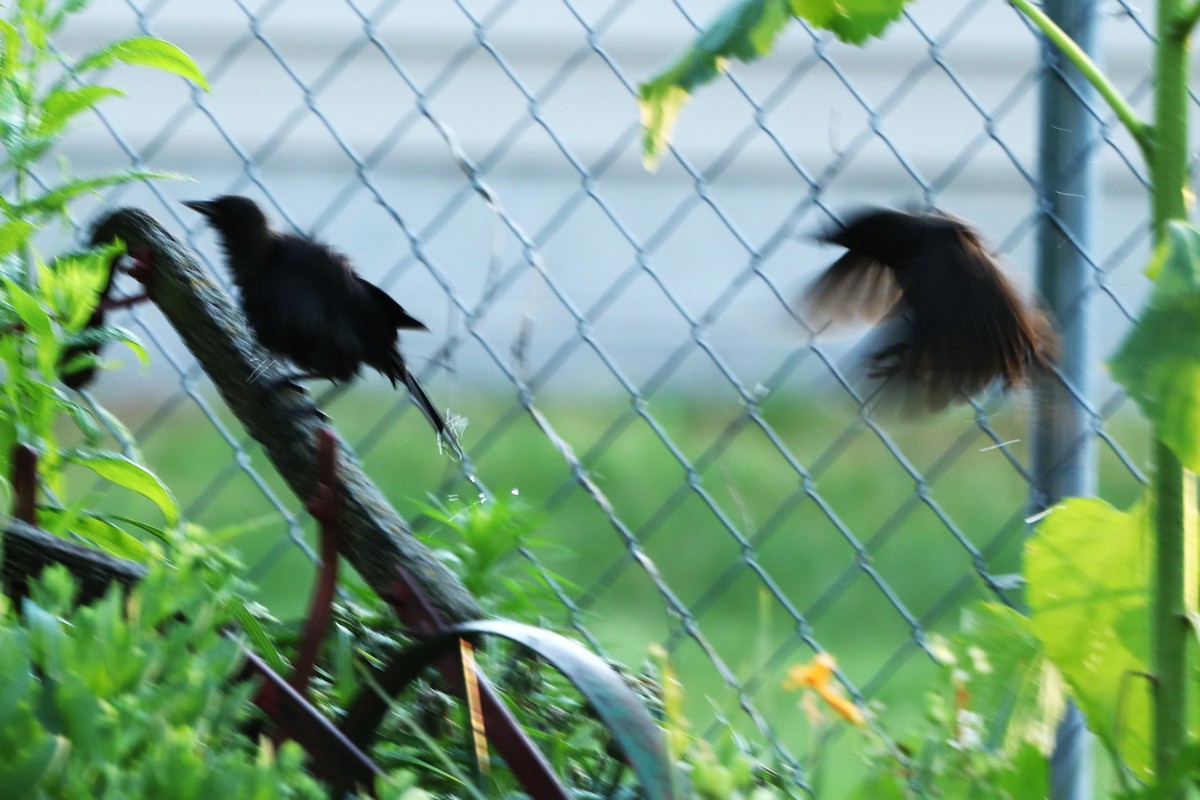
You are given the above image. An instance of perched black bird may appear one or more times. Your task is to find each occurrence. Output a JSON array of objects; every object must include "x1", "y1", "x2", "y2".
[
  {"x1": 185, "y1": 195, "x2": 456, "y2": 449},
  {"x1": 803, "y1": 207, "x2": 1057, "y2": 411}
]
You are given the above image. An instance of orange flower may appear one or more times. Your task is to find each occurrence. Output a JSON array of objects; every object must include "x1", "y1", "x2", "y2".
[{"x1": 784, "y1": 653, "x2": 866, "y2": 726}]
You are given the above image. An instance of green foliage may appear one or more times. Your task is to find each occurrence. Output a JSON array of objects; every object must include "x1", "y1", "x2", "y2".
[
  {"x1": 1110, "y1": 221, "x2": 1200, "y2": 472},
  {"x1": 851, "y1": 604, "x2": 1056, "y2": 799},
  {"x1": 638, "y1": 0, "x2": 907, "y2": 168},
  {"x1": 1028, "y1": 497, "x2": 1155, "y2": 779},
  {"x1": 0, "y1": 0, "x2": 205, "y2": 555},
  {"x1": 415, "y1": 493, "x2": 561, "y2": 616},
  {"x1": 0, "y1": 548, "x2": 324, "y2": 799},
  {"x1": 645, "y1": 647, "x2": 795, "y2": 799}
]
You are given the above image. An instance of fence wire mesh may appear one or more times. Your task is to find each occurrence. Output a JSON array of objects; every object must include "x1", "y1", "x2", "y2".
[{"x1": 59, "y1": 0, "x2": 1165, "y2": 793}]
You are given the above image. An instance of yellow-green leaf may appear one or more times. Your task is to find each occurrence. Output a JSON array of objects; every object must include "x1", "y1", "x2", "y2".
[
  {"x1": 791, "y1": 0, "x2": 907, "y2": 45},
  {"x1": 65, "y1": 451, "x2": 179, "y2": 527},
  {"x1": 3, "y1": 277, "x2": 52, "y2": 337},
  {"x1": 0, "y1": 218, "x2": 34, "y2": 258},
  {"x1": 37, "y1": 85, "x2": 125, "y2": 138},
  {"x1": 1027, "y1": 497, "x2": 1152, "y2": 777},
  {"x1": 0, "y1": 20, "x2": 21, "y2": 79},
  {"x1": 638, "y1": 0, "x2": 910, "y2": 169},
  {"x1": 639, "y1": 0, "x2": 790, "y2": 170},
  {"x1": 74, "y1": 36, "x2": 209, "y2": 91},
  {"x1": 1110, "y1": 221, "x2": 1200, "y2": 470},
  {"x1": 40, "y1": 507, "x2": 150, "y2": 562}
]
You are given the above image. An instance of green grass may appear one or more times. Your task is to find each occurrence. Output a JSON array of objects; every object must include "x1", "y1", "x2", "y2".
[{"x1": 79, "y1": 385, "x2": 1151, "y2": 796}]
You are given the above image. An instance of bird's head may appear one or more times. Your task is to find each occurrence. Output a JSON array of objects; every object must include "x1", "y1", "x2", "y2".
[{"x1": 184, "y1": 195, "x2": 270, "y2": 239}]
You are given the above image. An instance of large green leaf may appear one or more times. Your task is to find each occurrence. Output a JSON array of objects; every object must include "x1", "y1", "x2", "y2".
[
  {"x1": 64, "y1": 451, "x2": 179, "y2": 527},
  {"x1": 1110, "y1": 221, "x2": 1200, "y2": 470},
  {"x1": 639, "y1": 0, "x2": 909, "y2": 169},
  {"x1": 36, "y1": 86, "x2": 124, "y2": 139},
  {"x1": 792, "y1": 0, "x2": 907, "y2": 44},
  {"x1": 1026, "y1": 497, "x2": 1152, "y2": 776},
  {"x1": 70, "y1": 36, "x2": 209, "y2": 91},
  {"x1": 640, "y1": 0, "x2": 791, "y2": 170},
  {"x1": 0, "y1": 20, "x2": 20, "y2": 79}
]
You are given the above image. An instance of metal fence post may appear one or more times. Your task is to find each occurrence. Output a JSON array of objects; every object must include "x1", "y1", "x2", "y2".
[{"x1": 1033, "y1": 1, "x2": 1100, "y2": 798}]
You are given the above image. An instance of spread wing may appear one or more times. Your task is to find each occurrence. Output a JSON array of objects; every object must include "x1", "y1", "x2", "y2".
[
  {"x1": 804, "y1": 211, "x2": 1056, "y2": 411},
  {"x1": 802, "y1": 250, "x2": 902, "y2": 328},
  {"x1": 883, "y1": 225, "x2": 1055, "y2": 409}
]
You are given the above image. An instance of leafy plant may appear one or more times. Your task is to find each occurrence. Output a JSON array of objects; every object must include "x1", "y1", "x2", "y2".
[
  {"x1": 0, "y1": 542, "x2": 325, "y2": 799},
  {"x1": 415, "y1": 493, "x2": 561, "y2": 617},
  {"x1": 847, "y1": 605, "x2": 1059, "y2": 799},
  {"x1": 0, "y1": 0, "x2": 208, "y2": 553},
  {"x1": 650, "y1": 645, "x2": 797, "y2": 799}
]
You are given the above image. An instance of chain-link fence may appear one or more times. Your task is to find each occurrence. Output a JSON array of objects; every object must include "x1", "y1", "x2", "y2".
[{"x1": 60, "y1": 0, "x2": 1165, "y2": 794}]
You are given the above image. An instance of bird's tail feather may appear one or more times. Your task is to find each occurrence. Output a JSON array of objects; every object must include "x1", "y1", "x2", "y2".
[{"x1": 401, "y1": 368, "x2": 463, "y2": 459}]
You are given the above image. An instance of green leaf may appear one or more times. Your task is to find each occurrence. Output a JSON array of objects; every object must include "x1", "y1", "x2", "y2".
[
  {"x1": 0, "y1": 625, "x2": 32, "y2": 725},
  {"x1": 0, "y1": 20, "x2": 21, "y2": 79},
  {"x1": 72, "y1": 36, "x2": 209, "y2": 91},
  {"x1": 994, "y1": 741, "x2": 1050, "y2": 799},
  {"x1": 639, "y1": 0, "x2": 791, "y2": 170},
  {"x1": 229, "y1": 602, "x2": 289, "y2": 676},
  {"x1": 1110, "y1": 221, "x2": 1200, "y2": 470},
  {"x1": 49, "y1": 387, "x2": 100, "y2": 440},
  {"x1": 64, "y1": 451, "x2": 179, "y2": 527},
  {"x1": 13, "y1": 169, "x2": 179, "y2": 219},
  {"x1": 39, "y1": 507, "x2": 150, "y2": 562},
  {"x1": 3, "y1": 277, "x2": 52, "y2": 338},
  {"x1": 47, "y1": 246, "x2": 116, "y2": 332},
  {"x1": 95, "y1": 513, "x2": 171, "y2": 546},
  {"x1": 1026, "y1": 497, "x2": 1152, "y2": 777},
  {"x1": 17, "y1": 6, "x2": 47, "y2": 52},
  {"x1": 0, "y1": 219, "x2": 35, "y2": 259},
  {"x1": 638, "y1": 0, "x2": 909, "y2": 169},
  {"x1": 0, "y1": 734, "x2": 64, "y2": 800},
  {"x1": 62, "y1": 324, "x2": 149, "y2": 370},
  {"x1": 791, "y1": 0, "x2": 907, "y2": 44},
  {"x1": 36, "y1": 86, "x2": 124, "y2": 138}
]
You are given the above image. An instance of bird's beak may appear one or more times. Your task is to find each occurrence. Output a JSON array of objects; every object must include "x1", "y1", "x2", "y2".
[{"x1": 183, "y1": 199, "x2": 217, "y2": 217}]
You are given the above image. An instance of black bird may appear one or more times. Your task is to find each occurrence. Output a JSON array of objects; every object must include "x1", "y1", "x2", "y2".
[
  {"x1": 803, "y1": 207, "x2": 1057, "y2": 411},
  {"x1": 185, "y1": 195, "x2": 456, "y2": 449}
]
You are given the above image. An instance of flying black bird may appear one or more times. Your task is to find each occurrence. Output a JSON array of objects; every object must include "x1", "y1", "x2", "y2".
[
  {"x1": 185, "y1": 195, "x2": 457, "y2": 450},
  {"x1": 803, "y1": 207, "x2": 1057, "y2": 411}
]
